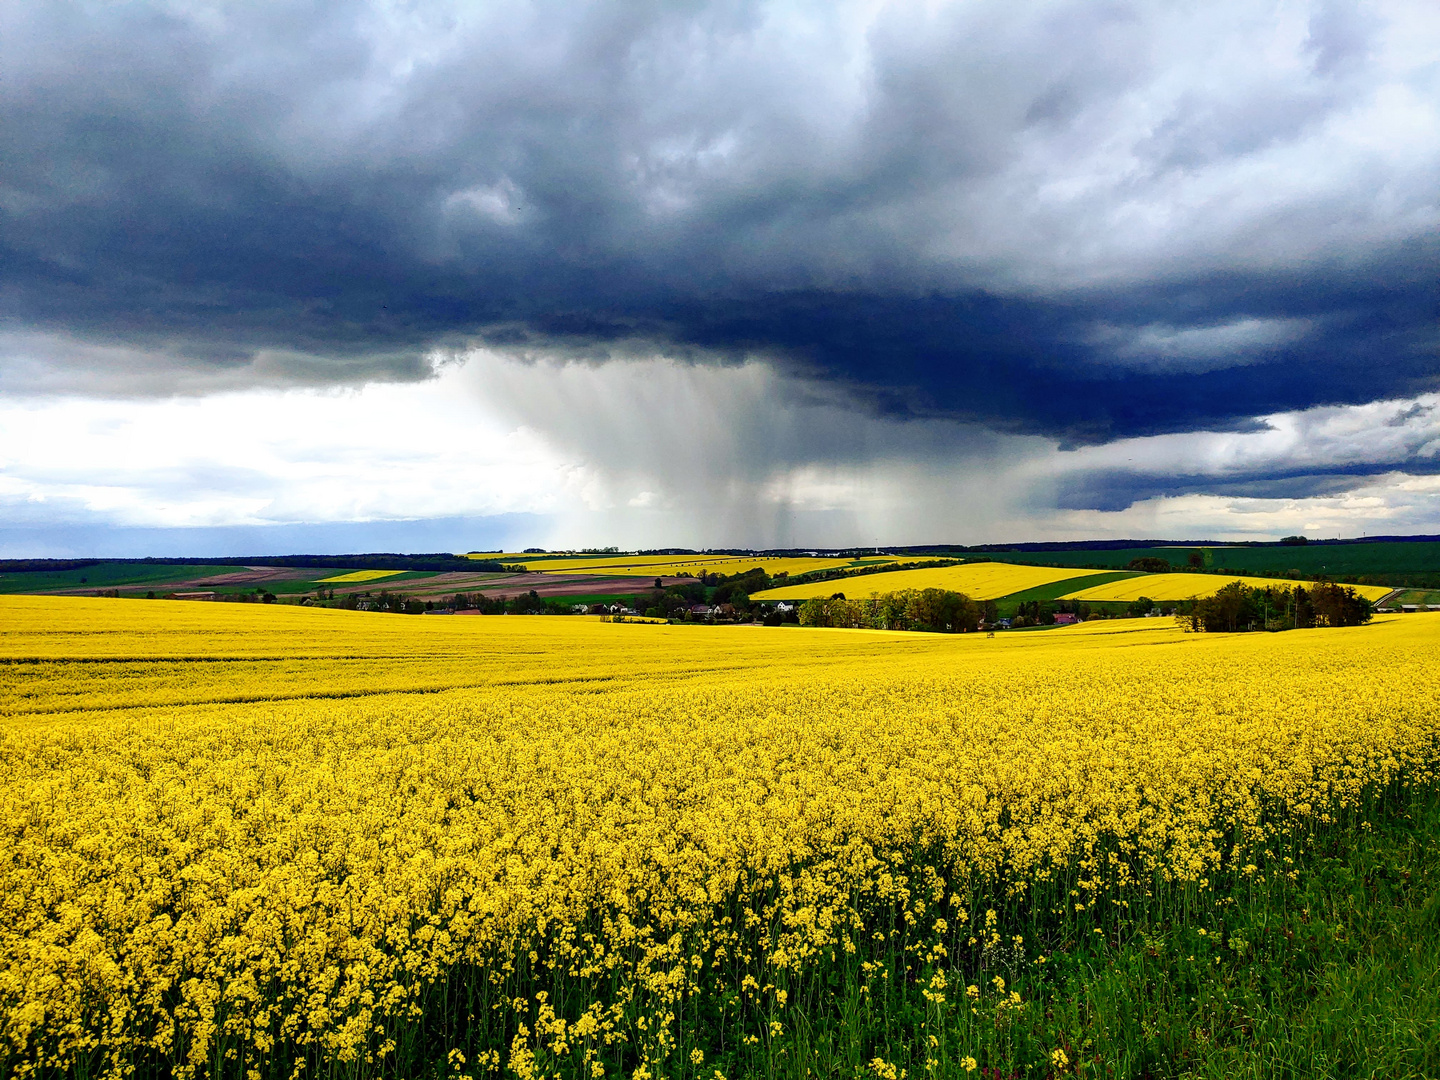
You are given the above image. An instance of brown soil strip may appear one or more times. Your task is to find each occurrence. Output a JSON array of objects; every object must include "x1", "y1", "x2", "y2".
[
  {"x1": 41, "y1": 569, "x2": 685, "y2": 600},
  {"x1": 187, "y1": 568, "x2": 319, "y2": 585},
  {"x1": 47, "y1": 566, "x2": 323, "y2": 595},
  {"x1": 397, "y1": 573, "x2": 686, "y2": 598}
]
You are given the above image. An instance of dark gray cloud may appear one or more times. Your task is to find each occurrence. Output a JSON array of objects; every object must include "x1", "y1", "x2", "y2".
[
  {"x1": 3, "y1": 0, "x2": 1437, "y2": 449},
  {"x1": 1056, "y1": 461, "x2": 1440, "y2": 512}
]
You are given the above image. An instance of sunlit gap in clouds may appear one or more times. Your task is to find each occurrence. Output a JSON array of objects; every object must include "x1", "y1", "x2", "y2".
[{"x1": 3, "y1": 350, "x2": 1439, "y2": 554}]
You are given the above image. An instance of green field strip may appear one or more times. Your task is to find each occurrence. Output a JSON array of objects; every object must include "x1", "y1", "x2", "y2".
[
  {"x1": 0, "y1": 563, "x2": 247, "y2": 594},
  {"x1": 1392, "y1": 589, "x2": 1440, "y2": 607},
  {"x1": 983, "y1": 540, "x2": 1440, "y2": 580},
  {"x1": 299, "y1": 571, "x2": 437, "y2": 592},
  {"x1": 994, "y1": 570, "x2": 1142, "y2": 609},
  {"x1": 981, "y1": 548, "x2": 1192, "y2": 570}
]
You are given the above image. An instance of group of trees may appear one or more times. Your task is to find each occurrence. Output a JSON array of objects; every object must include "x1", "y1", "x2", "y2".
[
  {"x1": 636, "y1": 581, "x2": 708, "y2": 620},
  {"x1": 312, "y1": 575, "x2": 780, "y2": 620},
  {"x1": 216, "y1": 589, "x2": 277, "y2": 604},
  {"x1": 310, "y1": 590, "x2": 552, "y2": 614},
  {"x1": 137, "y1": 587, "x2": 276, "y2": 602},
  {"x1": 446, "y1": 590, "x2": 587, "y2": 616},
  {"x1": 692, "y1": 566, "x2": 771, "y2": 596},
  {"x1": 1010, "y1": 599, "x2": 1092, "y2": 627},
  {"x1": 798, "y1": 589, "x2": 994, "y2": 633},
  {"x1": 1125, "y1": 553, "x2": 1209, "y2": 573},
  {"x1": 1176, "y1": 581, "x2": 1372, "y2": 632},
  {"x1": 1126, "y1": 556, "x2": 1178, "y2": 573},
  {"x1": 352, "y1": 590, "x2": 428, "y2": 614}
]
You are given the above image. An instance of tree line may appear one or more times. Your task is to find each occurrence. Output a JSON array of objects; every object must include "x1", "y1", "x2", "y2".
[
  {"x1": 1174, "y1": 581, "x2": 1373, "y2": 632},
  {"x1": 438, "y1": 591, "x2": 584, "y2": 615},
  {"x1": 797, "y1": 589, "x2": 995, "y2": 633}
]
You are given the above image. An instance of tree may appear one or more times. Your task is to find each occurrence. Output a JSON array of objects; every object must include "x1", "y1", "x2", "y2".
[
  {"x1": 905, "y1": 588, "x2": 979, "y2": 633},
  {"x1": 1181, "y1": 581, "x2": 1370, "y2": 632},
  {"x1": 1126, "y1": 557, "x2": 1172, "y2": 573},
  {"x1": 1202, "y1": 583, "x2": 1250, "y2": 630},
  {"x1": 798, "y1": 598, "x2": 828, "y2": 627},
  {"x1": 507, "y1": 590, "x2": 545, "y2": 615},
  {"x1": 1310, "y1": 582, "x2": 1372, "y2": 627},
  {"x1": 1127, "y1": 596, "x2": 1155, "y2": 618},
  {"x1": 876, "y1": 592, "x2": 910, "y2": 630}
]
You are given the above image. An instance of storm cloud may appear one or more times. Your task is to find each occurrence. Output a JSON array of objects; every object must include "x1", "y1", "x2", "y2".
[{"x1": 3, "y1": 0, "x2": 1436, "y2": 436}]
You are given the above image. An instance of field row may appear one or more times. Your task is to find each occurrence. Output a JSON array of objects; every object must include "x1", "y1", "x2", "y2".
[
  {"x1": 750, "y1": 562, "x2": 1394, "y2": 602},
  {"x1": 1, "y1": 552, "x2": 1401, "y2": 613},
  {"x1": 476, "y1": 552, "x2": 926, "y2": 577}
]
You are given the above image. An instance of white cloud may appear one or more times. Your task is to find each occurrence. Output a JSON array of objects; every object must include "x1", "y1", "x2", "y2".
[
  {"x1": 1089, "y1": 317, "x2": 1315, "y2": 372},
  {"x1": 0, "y1": 369, "x2": 584, "y2": 529},
  {"x1": 3, "y1": 354, "x2": 1439, "y2": 552},
  {"x1": 444, "y1": 178, "x2": 529, "y2": 227},
  {"x1": 1054, "y1": 393, "x2": 1440, "y2": 478},
  {"x1": 1054, "y1": 474, "x2": 1440, "y2": 542}
]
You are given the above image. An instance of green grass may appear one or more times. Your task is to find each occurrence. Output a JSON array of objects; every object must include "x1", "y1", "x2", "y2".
[
  {"x1": 378, "y1": 782, "x2": 1440, "y2": 1080},
  {"x1": 714, "y1": 783, "x2": 1440, "y2": 1080},
  {"x1": 1034, "y1": 798, "x2": 1440, "y2": 1079},
  {"x1": 1391, "y1": 589, "x2": 1440, "y2": 608}
]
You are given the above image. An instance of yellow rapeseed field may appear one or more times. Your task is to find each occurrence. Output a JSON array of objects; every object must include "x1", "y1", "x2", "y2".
[
  {"x1": 751, "y1": 561, "x2": 1119, "y2": 600},
  {"x1": 315, "y1": 569, "x2": 408, "y2": 583},
  {"x1": 2, "y1": 596, "x2": 1438, "y2": 1080},
  {"x1": 1059, "y1": 572, "x2": 1393, "y2": 603},
  {"x1": 551, "y1": 557, "x2": 876, "y2": 578}
]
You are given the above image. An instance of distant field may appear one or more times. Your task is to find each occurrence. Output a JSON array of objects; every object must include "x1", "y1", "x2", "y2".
[
  {"x1": 483, "y1": 553, "x2": 691, "y2": 569},
  {"x1": 316, "y1": 569, "x2": 407, "y2": 583},
  {"x1": 5, "y1": 544, "x2": 1429, "y2": 608},
  {"x1": 1060, "y1": 573, "x2": 1394, "y2": 603},
  {"x1": 992, "y1": 571, "x2": 1141, "y2": 609},
  {"x1": 988, "y1": 539, "x2": 1440, "y2": 579},
  {"x1": 484, "y1": 553, "x2": 930, "y2": 578},
  {"x1": 0, "y1": 562, "x2": 244, "y2": 594},
  {"x1": 400, "y1": 573, "x2": 672, "y2": 600},
  {"x1": 752, "y1": 561, "x2": 1120, "y2": 600}
]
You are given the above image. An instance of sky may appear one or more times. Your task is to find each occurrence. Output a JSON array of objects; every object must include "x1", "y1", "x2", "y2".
[{"x1": 2, "y1": 0, "x2": 1438, "y2": 556}]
